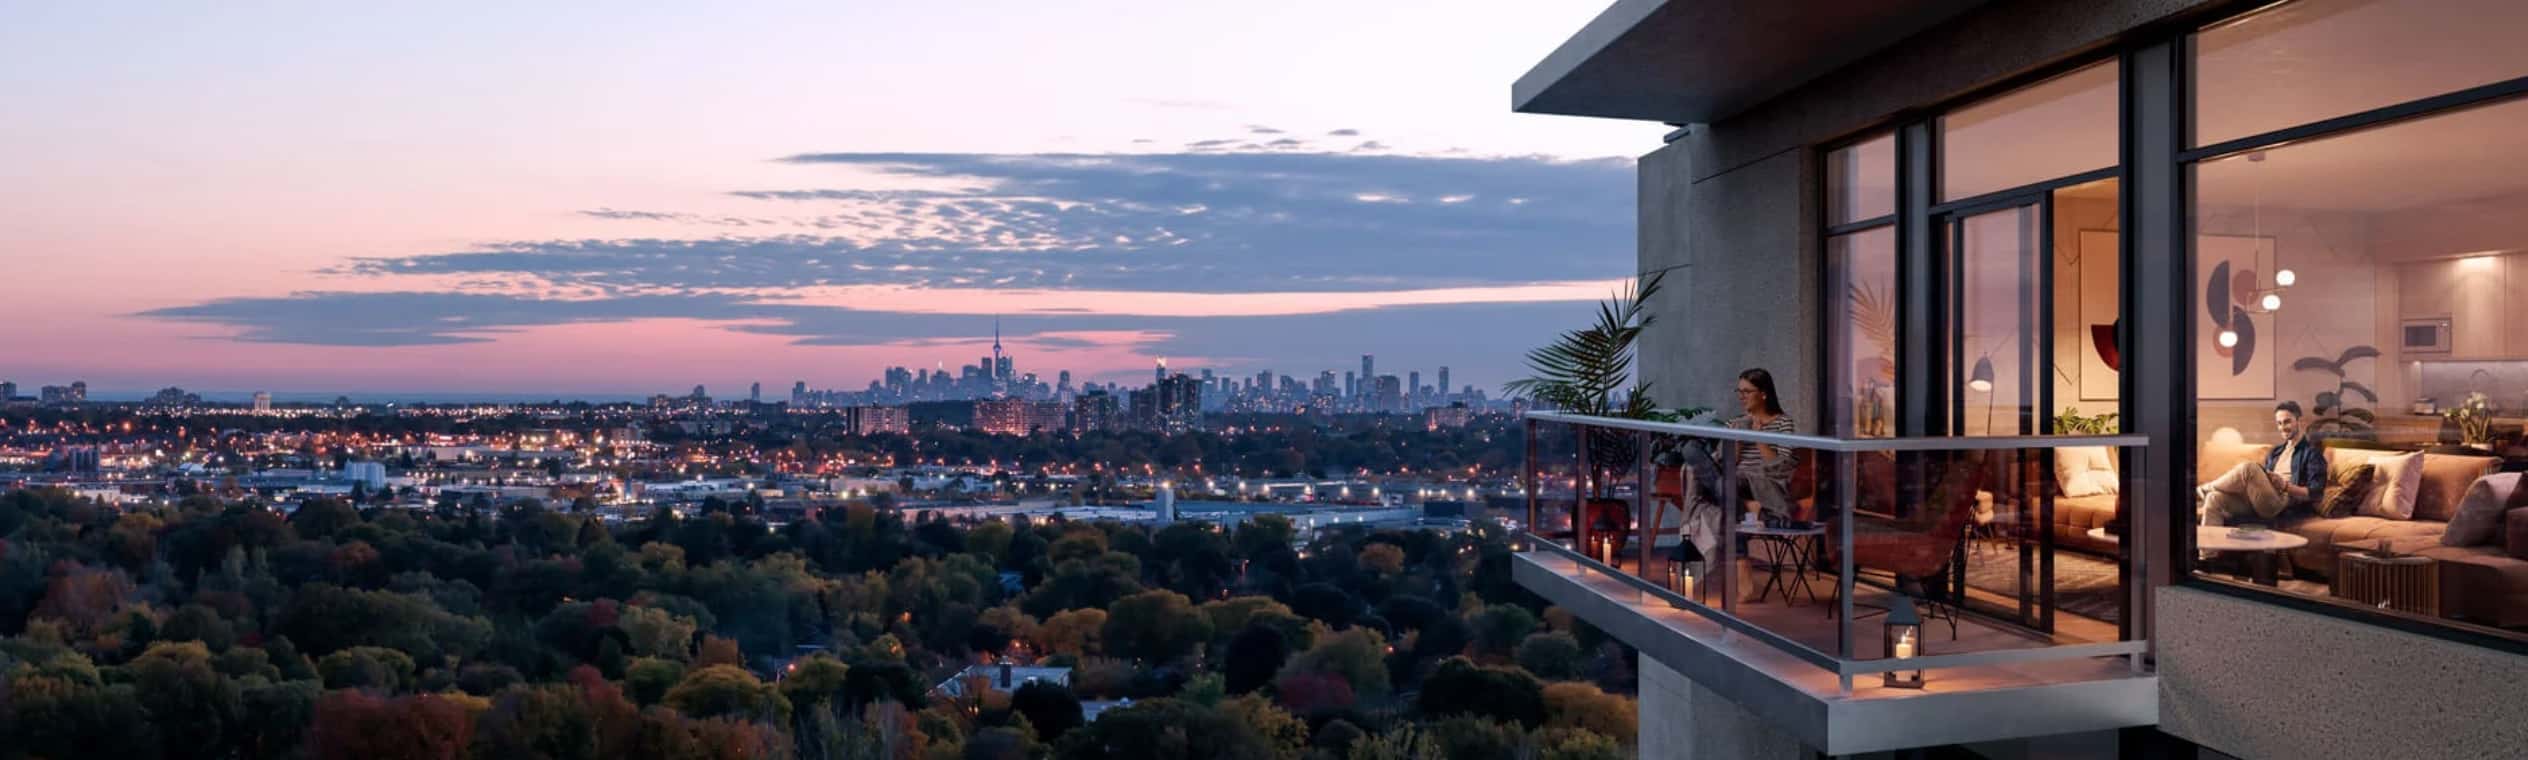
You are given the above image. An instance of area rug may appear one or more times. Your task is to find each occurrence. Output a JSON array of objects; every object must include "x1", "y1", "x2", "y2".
[{"x1": 1960, "y1": 542, "x2": 2124, "y2": 625}]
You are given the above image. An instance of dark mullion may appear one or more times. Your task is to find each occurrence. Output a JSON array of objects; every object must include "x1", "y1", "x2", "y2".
[
  {"x1": 1929, "y1": 166, "x2": 2121, "y2": 216},
  {"x1": 1825, "y1": 216, "x2": 1897, "y2": 237},
  {"x1": 2179, "y1": 73, "x2": 2528, "y2": 163}
]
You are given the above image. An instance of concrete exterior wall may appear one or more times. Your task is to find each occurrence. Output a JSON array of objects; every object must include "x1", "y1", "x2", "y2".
[
  {"x1": 2156, "y1": 586, "x2": 2528, "y2": 760},
  {"x1": 1635, "y1": 140, "x2": 1819, "y2": 425},
  {"x1": 1636, "y1": 654, "x2": 1813, "y2": 760}
]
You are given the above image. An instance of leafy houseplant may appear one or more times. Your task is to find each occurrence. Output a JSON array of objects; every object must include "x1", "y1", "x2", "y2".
[
  {"x1": 2053, "y1": 407, "x2": 2119, "y2": 435},
  {"x1": 2291, "y1": 346, "x2": 2382, "y2": 434},
  {"x1": 2443, "y1": 391, "x2": 2495, "y2": 449},
  {"x1": 1507, "y1": 273, "x2": 1701, "y2": 552}
]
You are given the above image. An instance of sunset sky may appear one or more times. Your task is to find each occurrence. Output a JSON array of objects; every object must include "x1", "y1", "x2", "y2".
[{"x1": 0, "y1": 1, "x2": 1659, "y2": 401}]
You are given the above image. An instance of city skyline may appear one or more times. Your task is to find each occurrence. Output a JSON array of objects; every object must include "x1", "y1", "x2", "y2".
[
  {"x1": 7, "y1": 339, "x2": 1495, "y2": 406},
  {"x1": 1, "y1": 2, "x2": 1658, "y2": 398}
]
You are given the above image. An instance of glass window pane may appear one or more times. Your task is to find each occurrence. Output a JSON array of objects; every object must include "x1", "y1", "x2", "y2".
[
  {"x1": 2052, "y1": 178, "x2": 2121, "y2": 423},
  {"x1": 1954, "y1": 206, "x2": 2038, "y2": 436},
  {"x1": 1939, "y1": 61, "x2": 2118, "y2": 201},
  {"x1": 2193, "y1": 0, "x2": 2528, "y2": 148},
  {"x1": 1827, "y1": 132, "x2": 1896, "y2": 224},
  {"x1": 2188, "y1": 94, "x2": 2528, "y2": 640},
  {"x1": 1829, "y1": 227, "x2": 1897, "y2": 437}
]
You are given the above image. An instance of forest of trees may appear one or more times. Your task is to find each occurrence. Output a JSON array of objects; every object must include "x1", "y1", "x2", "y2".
[{"x1": 0, "y1": 485, "x2": 1637, "y2": 759}]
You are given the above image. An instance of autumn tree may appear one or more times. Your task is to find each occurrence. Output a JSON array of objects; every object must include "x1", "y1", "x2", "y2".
[
  {"x1": 1100, "y1": 589, "x2": 1213, "y2": 664},
  {"x1": 663, "y1": 664, "x2": 790, "y2": 723},
  {"x1": 307, "y1": 691, "x2": 479, "y2": 760},
  {"x1": 1009, "y1": 680, "x2": 1085, "y2": 741}
]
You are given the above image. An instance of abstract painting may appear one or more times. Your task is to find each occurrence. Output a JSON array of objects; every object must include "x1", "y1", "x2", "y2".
[
  {"x1": 2197, "y1": 234, "x2": 2277, "y2": 399},
  {"x1": 2075, "y1": 230, "x2": 2121, "y2": 401}
]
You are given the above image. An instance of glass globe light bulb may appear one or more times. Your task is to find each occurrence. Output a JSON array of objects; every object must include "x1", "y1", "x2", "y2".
[
  {"x1": 2260, "y1": 293, "x2": 2282, "y2": 311},
  {"x1": 2218, "y1": 329, "x2": 2239, "y2": 348},
  {"x1": 2275, "y1": 268, "x2": 2296, "y2": 287}
]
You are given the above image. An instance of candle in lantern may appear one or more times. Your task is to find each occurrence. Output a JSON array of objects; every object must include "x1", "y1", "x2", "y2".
[
  {"x1": 1893, "y1": 630, "x2": 1915, "y2": 661},
  {"x1": 1676, "y1": 569, "x2": 1696, "y2": 600}
]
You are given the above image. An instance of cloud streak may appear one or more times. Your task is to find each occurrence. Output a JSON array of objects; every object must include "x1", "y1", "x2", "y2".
[{"x1": 139, "y1": 145, "x2": 1633, "y2": 388}]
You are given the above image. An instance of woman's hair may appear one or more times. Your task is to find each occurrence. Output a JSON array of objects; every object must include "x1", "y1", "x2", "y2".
[{"x1": 1739, "y1": 368, "x2": 1784, "y2": 416}]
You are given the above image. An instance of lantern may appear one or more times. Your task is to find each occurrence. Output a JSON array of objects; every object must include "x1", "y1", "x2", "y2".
[
  {"x1": 1665, "y1": 542, "x2": 1706, "y2": 603},
  {"x1": 1883, "y1": 595, "x2": 1926, "y2": 689},
  {"x1": 1592, "y1": 534, "x2": 1617, "y2": 566}
]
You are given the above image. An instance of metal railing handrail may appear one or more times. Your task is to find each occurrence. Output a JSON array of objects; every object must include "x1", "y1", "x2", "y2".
[
  {"x1": 1521, "y1": 409, "x2": 2156, "y2": 693},
  {"x1": 1523, "y1": 410, "x2": 2150, "y2": 452}
]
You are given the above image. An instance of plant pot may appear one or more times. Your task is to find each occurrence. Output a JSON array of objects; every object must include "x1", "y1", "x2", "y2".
[{"x1": 1582, "y1": 497, "x2": 1633, "y2": 560}]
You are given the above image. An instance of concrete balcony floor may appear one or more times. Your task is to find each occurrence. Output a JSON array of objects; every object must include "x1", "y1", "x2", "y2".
[{"x1": 1516, "y1": 550, "x2": 2154, "y2": 754}]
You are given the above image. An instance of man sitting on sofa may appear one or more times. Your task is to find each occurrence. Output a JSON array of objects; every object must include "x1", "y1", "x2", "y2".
[{"x1": 2200, "y1": 401, "x2": 2329, "y2": 531}]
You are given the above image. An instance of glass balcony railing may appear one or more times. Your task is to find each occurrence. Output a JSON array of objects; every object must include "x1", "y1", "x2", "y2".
[{"x1": 1519, "y1": 411, "x2": 2151, "y2": 693}]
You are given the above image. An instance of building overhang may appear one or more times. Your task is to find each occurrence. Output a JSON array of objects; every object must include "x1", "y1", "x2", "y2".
[
  {"x1": 1514, "y1": 552, "x2": 2156, "y2": 754},
  {"x1": 1511, "y1": 0, "x2": 1992, "y2": 124}
]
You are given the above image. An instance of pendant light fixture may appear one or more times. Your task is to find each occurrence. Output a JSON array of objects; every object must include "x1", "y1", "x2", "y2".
[{"x1": 2216, "y1": 151, "x2": 2295, "y2": 349}]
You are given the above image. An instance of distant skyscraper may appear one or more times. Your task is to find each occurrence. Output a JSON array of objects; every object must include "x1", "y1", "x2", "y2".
[
  {"x1": 1372, "y1": 375, "x2": 1403, "y2": 412},
  {"x1": 0, "y1": 381, "x2": 14, "y2": 400},
  {"x1": 690, "y1": 385, "x2": 708, "y2": 402},
  {"x1": 1360, "y1": 355, "x2": 1375, "y2": 394},
  {"x1": 1438, "y1": 367, "x2": 1450, "y2": 399},
  {"x1": 750, "y1": 382, "x2": 761, "y2": 403},
  {"x1": 1155, "y1": 357, "x2": 1168, "y2": 384},
  {"x1": 1072, "y1": 390, "x2": 1119, "y2": 432},
  {"x1": 1345, "y1": 371, "x2": 1357, "y2": 398},
  {"x1": 845, "y1": 405, "x2": 910, "y2": 435},
  {"x1": 252, "y1": 391, "x2": 272, "y2": 413},
  {"x1": 1409, "y1": 371, "x2": 1421, "y2": 401},
  {"x1": 792, "y1": 381, "x2": 807, "y2": 405}
]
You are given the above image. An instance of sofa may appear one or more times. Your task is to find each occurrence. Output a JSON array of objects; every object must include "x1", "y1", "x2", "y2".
[{"x1": 2196, "y1": 440, "x2": 2528, "y2": 629}]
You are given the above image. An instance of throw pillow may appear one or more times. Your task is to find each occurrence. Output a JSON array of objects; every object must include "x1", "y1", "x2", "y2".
[
  {"x1": 2317, "y1": 464, "x2": 2375, "y2": 519},
  {"x1": 2360, "y1": 451, "x2": 2425, "y2": 520},
  {"x1": 2055, "y1": 446, "x2": 2114, "y2": 497},
  {"x1": 2442, "y1": 472, "x2": 2520, "y2": 546},
  {"x1": 2414, "y1": 454, "x2": 2500, "y2": 522}
]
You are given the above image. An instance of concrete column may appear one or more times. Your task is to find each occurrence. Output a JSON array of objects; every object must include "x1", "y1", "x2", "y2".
[{"x1": 1637, "y1": 654, "x2": 1813, "y2": 760}]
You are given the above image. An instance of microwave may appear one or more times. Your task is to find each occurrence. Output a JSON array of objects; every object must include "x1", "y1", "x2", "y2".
[{"x1": 2402, "y1": 317, "x2": 2453, "y2": 354}]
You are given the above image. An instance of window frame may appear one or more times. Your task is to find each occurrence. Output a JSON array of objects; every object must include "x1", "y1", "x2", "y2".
[{"x1": 2169, "y1": 4, "x2": 2528, "y2": 654}]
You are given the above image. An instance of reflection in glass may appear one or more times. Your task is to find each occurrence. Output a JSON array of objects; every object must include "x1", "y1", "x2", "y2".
[
  {"x1": 1828, "y1": 132, "x2": 1896, "y2": 224},
  {"x1": 1830, "y1": 228, "x2": 1898, "y2": 438},
  {"x1": 2194, "y1": 0, "x2": 2528, "y2": 147},
  {"x1": 1939, "y1": 60, "x2": 2117, "y2": 201}
]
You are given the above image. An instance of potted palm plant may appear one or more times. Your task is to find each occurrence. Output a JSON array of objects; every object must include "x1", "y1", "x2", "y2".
[{"x1": 1506, "y1": 273, "x2": 1698, "y2": 562}]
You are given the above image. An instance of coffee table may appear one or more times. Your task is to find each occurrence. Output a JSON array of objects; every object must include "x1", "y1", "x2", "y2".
[
  {"x1": 1740, "y1": 523, "x2": 1826, "y2": 605},
  {"x1": 2195, "y1": 525, "x2": 2309, "y2": 586}
]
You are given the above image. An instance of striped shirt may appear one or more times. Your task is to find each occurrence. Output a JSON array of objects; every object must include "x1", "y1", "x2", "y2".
[{"x1": 1729, "y1": 414, "x2": 1799, "y2": 485}]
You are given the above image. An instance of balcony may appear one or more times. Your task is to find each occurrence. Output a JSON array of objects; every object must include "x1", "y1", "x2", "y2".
[{"x1": 1516, "y1": 411, "x2": 2156, "y2": 754}]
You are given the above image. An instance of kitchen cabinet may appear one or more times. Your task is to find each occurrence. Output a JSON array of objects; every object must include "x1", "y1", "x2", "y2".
[
  {"x1": 2508, "y1": 256, "x2": 2528, "y2": 358},
  {"x1": 2399, "y1": 257, "x2": 2508, "y2": 358},
  {"x1": 2454, "y1": 256, "x2": 2506, "y2": 358},
  {"x1": 2399, "y1": 259, "x2": 2449, "y2": 321}
]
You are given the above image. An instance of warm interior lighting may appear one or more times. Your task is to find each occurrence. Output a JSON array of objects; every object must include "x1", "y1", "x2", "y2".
[
  {"x1": 1968, "y1": 356, "x2": 1996, "y2": 393},
  {"x1": 2218, "y1": 329, "x2": 2240, "y2": 348},
  {"x1": 2274, "y1": 268, "x2": 2296, "y2": 286},
  {"x1": 2259, "y1": 292, "x2": 2282, "y2": 311}
]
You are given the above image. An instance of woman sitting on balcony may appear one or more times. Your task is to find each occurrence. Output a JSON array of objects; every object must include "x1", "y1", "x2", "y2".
[{"x1": 1676, "y1": 368, "x2": 1800, "y2": 597}]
